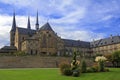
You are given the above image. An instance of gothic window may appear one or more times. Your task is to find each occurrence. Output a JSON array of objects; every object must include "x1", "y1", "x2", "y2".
[
  {"x1": 22, "y1": 37, "x2": 24, "y2": 40},
  {"x1": 35, "y1": 50, "x2": 37, "y2": 55},
  {"x1": 46, "y1": 31, "x2": 49, "y2": 34},
  {"x1": 42, "y1": 34, "x2": 46, "y2": 48},
  {"x1": 30, "y1": 50, "x2": 33, "y2": 55},
  {"x1": 105, "y1": 42, "x2": 107, "y2": 44},
  {"x1": 49, "y1": 34, "x2": 51, "y2": 37}
]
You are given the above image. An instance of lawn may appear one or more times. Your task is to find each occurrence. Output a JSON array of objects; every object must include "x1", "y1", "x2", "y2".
[{"x1": 0, "y1": 68, "x2": 119, "y2": 80}]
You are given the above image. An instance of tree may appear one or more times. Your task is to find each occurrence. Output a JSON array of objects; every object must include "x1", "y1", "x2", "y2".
[
  {"x1": 71, "y1": 50, "x2": 80, "y2": 77},
  {"x1": 112, "y1": 51, "x2": 120, "y2": 67},
  {"x1": 95, "y1": 56, "x2": 107, "y2": 71},
  {"x1": 81, "y1": 59, "x2": 87, "y2": 73}
]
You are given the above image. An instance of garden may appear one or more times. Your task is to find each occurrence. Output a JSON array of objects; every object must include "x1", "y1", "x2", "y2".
[
  {"x1": 0, "y1": 50, "x2": 119, "y2": 80},
  {"x1": 0, "y1": 68, "x2": 119, "y2": 80}
]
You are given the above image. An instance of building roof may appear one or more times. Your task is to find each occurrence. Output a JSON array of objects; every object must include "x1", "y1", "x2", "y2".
[
  {"x1": 90, "y1": 36, "x2": 120, "y2": 48},
  {"x1": 11, "y1": 12, "x2": 16, "y2": 31},
  {"x1": 1, "y1": 46, "x2": 17, "y2": 50},
  {"x1": 17, "y1": 27, "x2": 36, "y2": 35},
  {"x1": 27, "y1": 16, "x2": 31, "y2": 29},
  {"x1": 62, "y1": 39, "x2": 90, "y2": 48},
  {"x1": 40, "y1": 22, "x2": 53, "y2": 31}
]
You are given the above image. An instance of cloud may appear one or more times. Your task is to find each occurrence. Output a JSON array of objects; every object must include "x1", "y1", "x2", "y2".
[
  {"x1": 0, "y1": 0, "x2": 120, "y2": 47},
  {"x1": 0, "y1": 14, "x2": 37, "y2": 48},
  {"x1": 52, "y1": 25, "x2": 105, "y2": 41},
  {"x1": 0, "y1": 13, "x2": 105, "y2": 48}
]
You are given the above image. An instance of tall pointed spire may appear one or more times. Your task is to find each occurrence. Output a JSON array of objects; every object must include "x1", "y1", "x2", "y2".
[
  {"x1": 27, "y1": 16, "x2": 31, "y2": 29},
  {"x1": 11, "y1": 11, "x2": 16, "y2": 31},
  {"x1": 35, "y1": 11, "x2": 39, "y2": 30}
]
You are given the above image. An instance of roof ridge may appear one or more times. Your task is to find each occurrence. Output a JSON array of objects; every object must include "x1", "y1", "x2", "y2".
[
  {"x1": 40, "y1": 22, "x2": 53, "y2": 31},
  {"x1": 17, "y1": 27, "x2": 35, "y2": 31}
]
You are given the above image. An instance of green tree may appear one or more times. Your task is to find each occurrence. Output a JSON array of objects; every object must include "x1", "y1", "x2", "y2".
[
  {"x1": 71, "y1": 51, "x2": 77, "y2": 70},
  {"x1": 81, "y1": 59, "x2": 87, "y2": 73},
  {"x1": 112, "y1": 51, "x2": 120, "y2": 67},
  {"x1": 71, "y1": 50, "x2": 80, "y2": 77}
]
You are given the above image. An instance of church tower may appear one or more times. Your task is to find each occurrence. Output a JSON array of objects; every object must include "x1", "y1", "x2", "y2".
[
  {"x1": 27, "y1": 16, "x2": 31, "y2": 29},
  {"x1": 10, "y1": 12, "x2": 16, "y2": 46},
  {"x1": 35, "y1": 11, "x2": 39, "y2": 31}
]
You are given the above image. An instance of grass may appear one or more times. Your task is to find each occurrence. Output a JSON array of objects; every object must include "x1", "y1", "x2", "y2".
[{"x1": 0, "y1": 68, "x2": 119, "y2": 80}]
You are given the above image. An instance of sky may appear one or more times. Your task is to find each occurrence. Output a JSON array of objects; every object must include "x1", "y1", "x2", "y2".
[{"x1": 0, "y1": 0, "x2": 120, "y2": 48}]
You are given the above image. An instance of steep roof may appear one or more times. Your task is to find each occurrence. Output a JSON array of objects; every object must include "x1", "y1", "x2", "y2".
[
  {"x1": 90, "y1": 36, "x2": 120, "y2": 48},
  {"x1": 62, "y1": 39, "x2": 90, "y2": 48},
  {"x1": 17, "y1": 27, "x2": 36, "y2": 35},
  {"x1": 40, "y1": 22, "x2": 53, "y2": 31},
  {"x1": 27, "y1": 16, "x2": 31, "y2": 29},
  {"x1": 11, "y1": 12, "x2": 16, "y2": 31}
]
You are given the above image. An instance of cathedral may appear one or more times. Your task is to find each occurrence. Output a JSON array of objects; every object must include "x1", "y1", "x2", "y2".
[{"x1": 0, "y1": 12, "x2": 120, "y2": 56}]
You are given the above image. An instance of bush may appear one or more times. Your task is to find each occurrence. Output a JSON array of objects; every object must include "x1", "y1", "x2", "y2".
[
  {"x1": 92, "y1": 63, "x2": 99, "y2": 72},
  {"x1": 87, "y1": 68, "x2": 94, "y2": 73},
  {"x1": 87, "y1": 67, "x2": 98, "y2": 73},
  {"x1": 72, "y1": 69, "x2": 80, "y2": 77},
  {"x1": 98, "y1": 61, "x2": 105, "y2": 72},
  {"x1": 63, "y1": 68, "x2": 72, "y2": 76},
  {"x1": 59, "y1": 62, "x2": 72, "y2": 76},
  {"x1": 81, "y1": 60, "x2": 87, "y2": 73},
  {"x1": 91, "y1": 67, "x2": 98, "y2": 72},
  {"x1": 104, "y1": 68, "x2": 109, "y2": 72},
  {"x1": 13, "y1": 51, "x2": 26, "y2": 56},
  {"x1": 95, "y1": 56, "x2": 107, "y2": 72}
]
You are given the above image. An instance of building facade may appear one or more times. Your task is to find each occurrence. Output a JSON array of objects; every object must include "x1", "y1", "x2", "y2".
[
  {"x1": 1, "y1": 12, "x2": 120, "y2": 56},
  {"x1": 90, "y1": 36, "x2": 120, "y2": 55}
]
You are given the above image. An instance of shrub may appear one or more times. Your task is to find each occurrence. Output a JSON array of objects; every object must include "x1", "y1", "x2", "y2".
[
  {"x1": 59, "y1": 50, "x2": 81, "y2": 77},
  {"x1": 98, "y1": 61, "x2": 105, "y2": 72},
  {"x1": 87, "y1": 68, "x2": 94, "y2": 73},
  {"x1": 95, "y1": 56, "x2": 107, "y2": 72},
  {"x1": 92, "y1": 63, "x2": 99, "y2": 72},
  {"x1": 72, "y1": 69, "x2": 80, "y2": 77},
  {"x1": 87, "y1": 66, "x2": 98, "y2": 73},
  {"x1": 63, "y1": 68, "x2": 72, "y2": 76},
  {"x1": 71, "y1": 51, "x2": 80, "y2": 70},
  {"x1": 81, "y1": 60, "x2": 87, "y2": 73},
  {"x1": 59, "y1": 62, "x2": 72, "y2": 76},
  {"x1": 91, "y1": 67, "x2": 98, "y2": 72},
  {"x1": 71, "y1": 50, "x2": 80, "y2": 77},
  {"x1": 104, "y1": 68, "x2": 109, "y2": 72},
  {"x1": 112, "y1": 51, "x2": 120, "y2": 67},
  {"x1": 13, "y1": 51, "x2": 26, "y2": 56},
  {"x1": 95, "y1": 56, "x2": 107, "y2": 62}
]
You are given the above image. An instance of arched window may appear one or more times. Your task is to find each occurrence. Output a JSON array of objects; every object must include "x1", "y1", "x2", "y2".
[
  {"x1": 22, "y1": 37, "x2": 24, "y2": 40},
  {"x1": 35, "y1": 50, "x2": 37, "y2": 55},
  {"x1": 30, "y1": 50, "x2": 33, "y2": 55}
]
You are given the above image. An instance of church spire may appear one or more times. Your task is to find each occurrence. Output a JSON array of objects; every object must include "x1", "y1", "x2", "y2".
[
  {"x1": 27, "y1": 16, "x2": 31, "y2": 29},
  {"x1": 35, "y1": 11, "x2": 39, "y2": 30},
  {"x1": 11, "y1": 11, "x2": 16, "y2": 31}
]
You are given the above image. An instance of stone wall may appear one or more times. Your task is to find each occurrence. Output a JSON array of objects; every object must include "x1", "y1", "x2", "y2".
[
  {"x1": 0, "y1": 56, "x2": 71, "y2": 68},
  {"x1": 0, "y1": 56, "x2": 93, "y2": 68}
]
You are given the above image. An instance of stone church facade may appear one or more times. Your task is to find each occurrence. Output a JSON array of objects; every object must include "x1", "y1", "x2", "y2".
[
  {"x1": 10, "y1": 12, "x2": 90, "y2": 56},
  {"x1": 1, "y1": 12, "x2": 120, "y2": 56}
]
